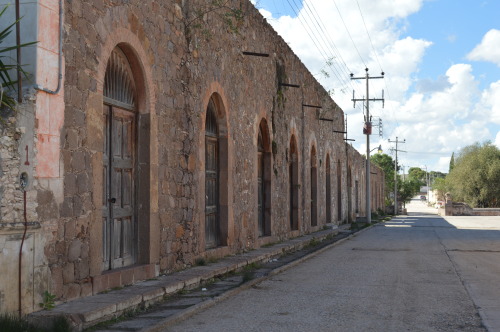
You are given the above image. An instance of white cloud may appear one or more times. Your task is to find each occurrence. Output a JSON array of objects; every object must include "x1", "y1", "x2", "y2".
[
  {"x1": 473, "y1": 80, "x2": 500, "y2": 125},
  {"x1": 467, "y1": 29, "x2": 500, "y2": 66},
  {"x1": 495, "y1": 131, "x2": 500, "y2": 148},
  {"x1": 251, "y1": 1, "x2": 499, "y2": 173}
]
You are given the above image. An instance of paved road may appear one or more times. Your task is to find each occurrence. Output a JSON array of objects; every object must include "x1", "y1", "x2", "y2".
[{"x1": 166, "y1": 200, "x2": 500, "y2": 332}]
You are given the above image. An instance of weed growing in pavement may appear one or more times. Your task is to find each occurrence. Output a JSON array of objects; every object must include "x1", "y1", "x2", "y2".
[
  {"x1": 0, "y1": 314, "x2": 70, "y2": 332},
  {"x1": 85, "y1": 308, "x2": 143, "y2": 332},
  {"x1": 305, "y1": 237, "x2": 320, "y2": 249},
  {"x1": 195, "y1": 258, "x2": 206, "y2": 266},
  {"x1": 262, "y1": 240, "x2": 282, "y2": 248},
  {"x1": 243, "y1": 262, "x2": 261, "y2": 272},
  {"x1": 207, "y1": 256, "x2": 219, "y2": 264},
  {"x1": 241, "y1": 270, "x2": 255, "y2": 283},
  {"x1": 39, "y1": 291, "x2": 56, "y2": 310}
]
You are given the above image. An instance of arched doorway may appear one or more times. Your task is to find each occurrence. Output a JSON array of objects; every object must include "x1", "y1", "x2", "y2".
[
  {"x1": 289, "y1": 136, "x2": 299, "y2": 231},
  {"x1": 102, "y1": 47, "x2": 137, "y2": 270},
  {"x1": 203, "y1": 93, "x2": 229, "y2": 250},
  {"x1": 257, "y1": 120, "x2": 272, "y2": 237},
  {"x1": 205, "y1": 98, "x2": 219, "y2": 249},
  {"x1": 326, "y1": 155, "x2": 332, "y2": 223},
  {"x1": 337, "y1": 160, "x2": 342, "y2": 222},
  {"x1": 310, "y1": 146, "x2": 318, "y2": 227},
  {"x1": 348, "y1": 167, "x2": 352, "y2": 222}
]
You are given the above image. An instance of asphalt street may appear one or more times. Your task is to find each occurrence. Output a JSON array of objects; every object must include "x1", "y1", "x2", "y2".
[{"x1": 165, "y1": 200, "x2": 500, "y2": 332}]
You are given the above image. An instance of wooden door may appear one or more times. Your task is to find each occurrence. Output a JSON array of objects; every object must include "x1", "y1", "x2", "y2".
[
  {"x1": 326, "y1": 158, "x2": 332, "y2": 223},
  {"x1": 103, "y1": 105, "x2": 136, "y2": 270},
  {"x1": 337, "y1": 162, "x2": 342, "y2": 221},
  {"x1": 257, "y1": 131, "x2": 265, "y2": 237},
  {"x1": 205, "y1": 135, "x2": 218, "y2": 249},
  {"x1": 205, "y1": 100, "x2": 219, "y2": 248}
]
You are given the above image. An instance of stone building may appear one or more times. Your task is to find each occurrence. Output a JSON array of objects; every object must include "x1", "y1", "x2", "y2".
[{"x1": 0, "y1": 0, "x2": 384, "y2": 314}]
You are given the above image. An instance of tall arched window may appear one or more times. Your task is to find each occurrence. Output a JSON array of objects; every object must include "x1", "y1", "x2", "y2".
[
  {"x1": 326, "y1": 155, "x2": 332, "y2": 223},
  {"x1": 102, "y1": 47, "x2": 137, "y2": 270},
  {"x1": 205, "y1": 98, "x2": 219, "y2": 249},
  {"x1": 257, "y1": 120, "x2": 272, "y2": 236},
  {"x1": 310, "y1": 146, "x2": 318, "y2": 227},
  {"x1": 289, "y1": 136, "x2": 299, "y2": 231}
]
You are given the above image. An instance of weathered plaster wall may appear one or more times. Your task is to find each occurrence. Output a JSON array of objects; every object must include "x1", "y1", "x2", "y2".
[{"x1": 0, "y1": 0, "x2": 64, "y2": 314}]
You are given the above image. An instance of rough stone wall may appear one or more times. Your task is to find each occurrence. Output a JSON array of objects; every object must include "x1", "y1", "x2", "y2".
[
  {"x1": 0, "y1": 98, "x2": 52, "y2": 314},
  {"x1": 0, "y1": 0, "x2": 385, "y2": 312}
]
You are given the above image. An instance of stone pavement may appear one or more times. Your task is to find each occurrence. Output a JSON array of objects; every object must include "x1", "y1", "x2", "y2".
[{"x1": 29, "y1": 223, "x2": 365, "y2": 331}]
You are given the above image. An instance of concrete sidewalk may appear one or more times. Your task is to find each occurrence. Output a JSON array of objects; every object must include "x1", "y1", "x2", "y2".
[{"x1": 30, "y1": 224, "x2": 360, "y2": 331}]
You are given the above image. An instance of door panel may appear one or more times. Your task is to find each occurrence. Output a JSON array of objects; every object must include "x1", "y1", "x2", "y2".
[
  {"x1": 205, "y1": 137, "x2": 218, "y2": 249},
  {"x1": 103, "y1": 104, "x2": 136, "y2": 270},
  {"x1": 258, "y1": 151, "x2": 264, "y2": 236}
]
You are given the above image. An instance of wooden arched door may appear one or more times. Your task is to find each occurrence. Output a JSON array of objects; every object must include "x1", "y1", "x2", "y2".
[{"x1": 102, "y1": 47, "x2": 137, "y2": 270}]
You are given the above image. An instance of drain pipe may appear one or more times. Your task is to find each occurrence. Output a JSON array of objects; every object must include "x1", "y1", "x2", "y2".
[
  {"x1": 18, "y1": 173, "x2": 28, "y2": 317},
  {"x1": 34, "y1": 0, "x2": 63, "y2": 95},
  {"x1": 15, "y1": 0, "x2": 22, "y2": 102}
]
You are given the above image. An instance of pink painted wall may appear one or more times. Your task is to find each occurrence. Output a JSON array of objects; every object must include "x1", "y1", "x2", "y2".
[{"x1": 35, "y1": 0, "x2": 64, "y2": 178}]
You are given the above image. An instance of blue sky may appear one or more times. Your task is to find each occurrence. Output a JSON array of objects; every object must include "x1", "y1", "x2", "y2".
[{"x1": 252, "y1": 0, "x2": 500, "y2": 173}]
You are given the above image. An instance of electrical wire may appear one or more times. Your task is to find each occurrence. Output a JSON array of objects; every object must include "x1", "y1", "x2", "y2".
[
  {"x1": 331, "y1": 0, "x2": 367, "y2": 68},
  {"x1": 356, "y1": 0, "x2": 383, "y2": 73},
  {"x1": 297, "y1": 0, "x2": 351, "y2": 90},
  {"x1": 304, "y1": 1, "x2": 361, "y2": 94},
  {"x1": 285, "y1": 0, "x2": 358, "y2": 98}
]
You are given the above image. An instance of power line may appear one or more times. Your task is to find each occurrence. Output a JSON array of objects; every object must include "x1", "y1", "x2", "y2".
[
  {"x1": 306, "y1": 1, "x2": 362, "y2": 95},
  {"x1": 356, "y1": 0, "x2": 383, "y2": 73},
  {"x1": 285, "y1": 0, "x2": 348, "y2": 92},
  {"x1": 331, "y1": 0, "x2": 367, "y2": 68},
  {"x1": 286, "y1": 0, "x2": 361, "y2": 97},
  {"x1": 298, "y1": 0, "x2": 352, "y2": 90}
]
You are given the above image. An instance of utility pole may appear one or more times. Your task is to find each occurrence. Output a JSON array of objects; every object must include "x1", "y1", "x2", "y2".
[
  {"x1": 351, "y1": 68, "x2": 384, "y2": 223},
  {"x1": 388, "y1": 137, "x2": 405, "y2": 215}
]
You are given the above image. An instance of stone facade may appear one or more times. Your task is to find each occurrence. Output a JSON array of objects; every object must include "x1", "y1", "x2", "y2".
[{"x1": 0, "y1": 0, "x2": 384, "y2": 314}]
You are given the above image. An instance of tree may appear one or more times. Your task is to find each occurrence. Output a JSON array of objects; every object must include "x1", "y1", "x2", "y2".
[
  {"x1": 430, "y1": 171, "x2": 446, "y2": 181},
  {"x1": 371, "y1": 153, "x2": 395, "y2": 205},
  {"x1": 432, "y1": 177, "x2": 447, "y2": 201},
  {"x1": 0, "y1": 5, "x2": 36, "y2": 114},
  {"x1": 449, "y1": 152, "x2": 455, "y2": 173},
  {"x1": 398, "y1": 178, "x2": 421, "y2": 207},
  {"x1": 408, "y1": 167, "x2": 426, "y2": 186},
  {"x1": 446, "y1": 142, "x2": 500, "y2": 207}
]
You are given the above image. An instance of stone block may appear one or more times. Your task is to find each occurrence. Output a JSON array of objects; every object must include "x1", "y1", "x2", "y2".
[
  {"x1": 75, "y1": 260, "x2": 90, "y2": 280},
  {"x1": 64, "y1": 220, "x2": 76, "y2": 241},
  {"x1": 91, "y1": 275, "x2": 108, "y2": 295},
  {"x1": 71, "y1": 151, "x2": 86, "y2": 172},
  {"x1": 50, "y1": 266, "x2": 64, "y2": 298},
  {"x1": 80, "y1": 282, "x2": 93, "y2": 298},
  {"x1": 134, "y1": 264, "x2": 156, "y2": 282},
  {"x1": 59, "y1": 197, "x2": 73, "y2": 218},
  {"x1": 121, "y1": 268, "x2": 134, "y2": 286},
  {"x1": 63, "y1": 283, "x2": 81, "y2": 301},
  {"x1": 67, "y1": 239, "x2": 82, "y2": 262},
  {"x1": 76, "y1": 173, "x2": 90, "y2": 194},
  {"x1": 107, "y1": 271, "x2": 122, "y2": 290},
  {"x1": 62, "y1": 263, "x2": 75, "y2": 284}
]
